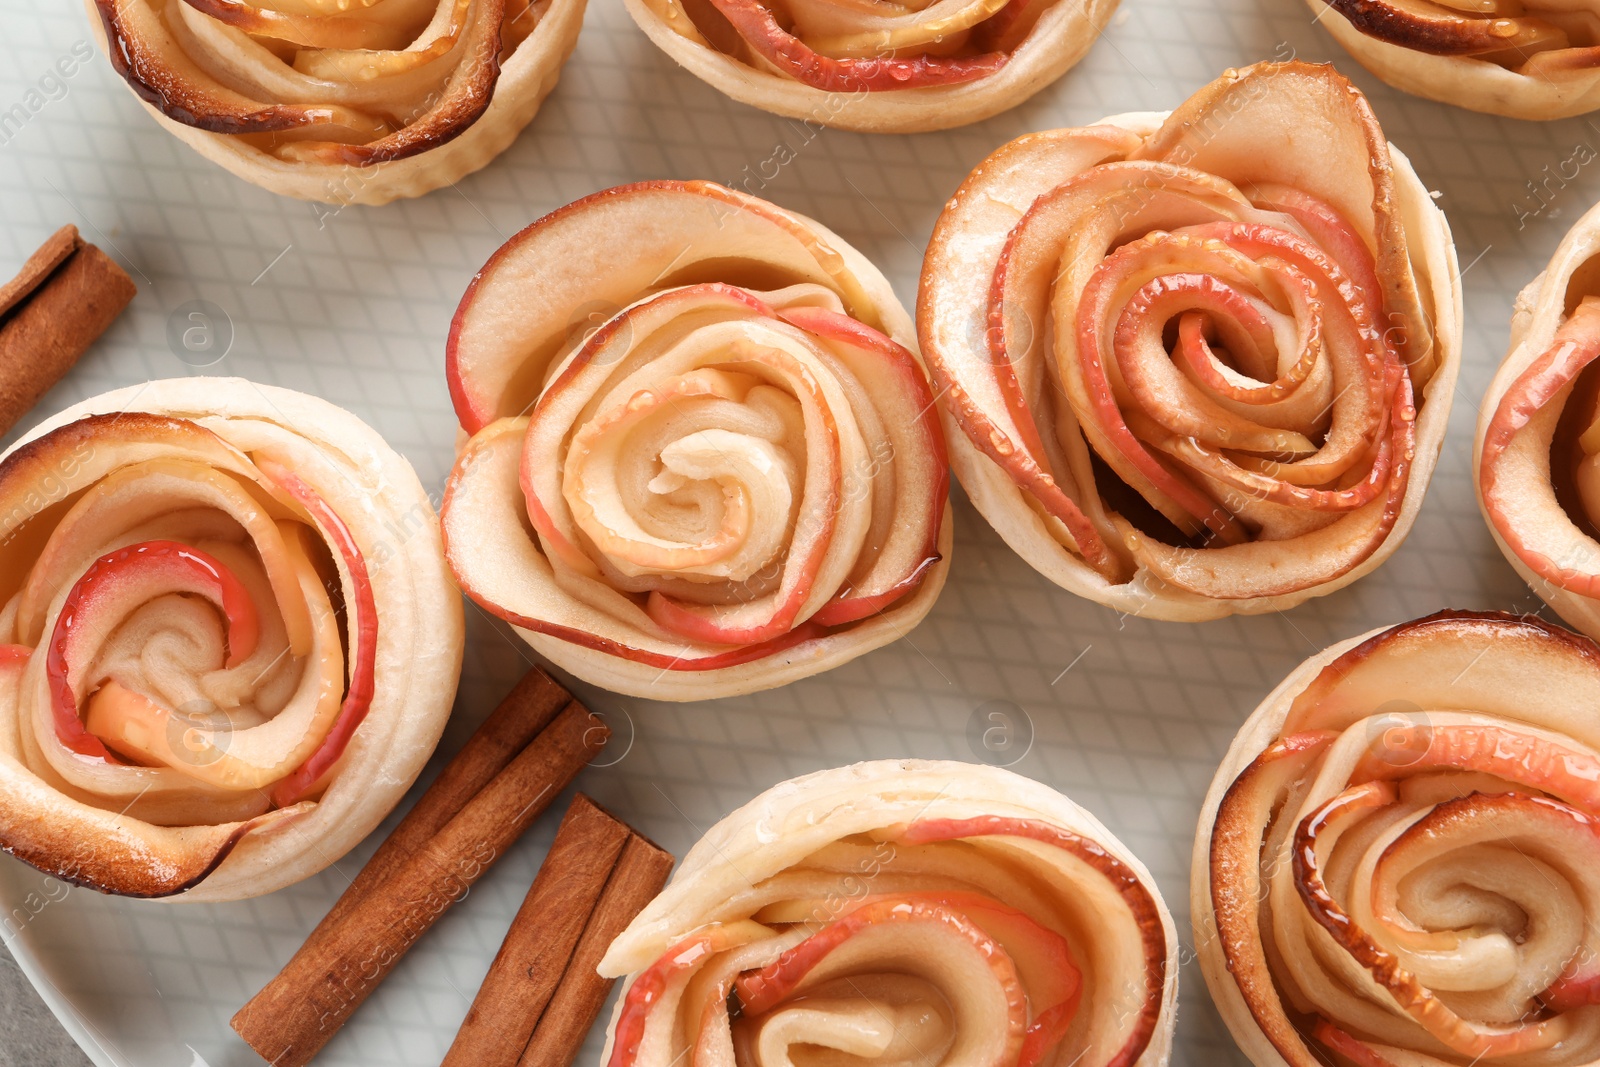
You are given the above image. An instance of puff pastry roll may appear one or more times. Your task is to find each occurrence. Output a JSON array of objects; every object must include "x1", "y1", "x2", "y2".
[
  {"x1": 623, "y1": 0, "x2": 1117, "y2": 132},
  {"x1": 0, "y1": 380, "x2": 462, "y2": 901},
  {"x1": 88, "y1": 0, "x2": 586, "y2": 203},
  {"x1": 443, "y1": 181, "x2": 950, "y2": 700},
  {"x1": 600, "y1": 759, "x2": 1177, "y2": 1067},
  {"x1": 1478, "y1": 200, "x2": 1600, "y2": 640},
  {"x1": 1197, "y1": 610, "x2": 1600, "y2": 1067},
  {"x1": 1308, "y1": 0, "x2": 1600, "y2": 119},
  {"x1": 919, "y1": 61, "x2": 1461, "y2": 621}
]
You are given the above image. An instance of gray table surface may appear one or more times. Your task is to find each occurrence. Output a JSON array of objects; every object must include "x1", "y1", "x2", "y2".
[{"x1": 2, "y1": 945, "x2": 90, "y2": 1067}]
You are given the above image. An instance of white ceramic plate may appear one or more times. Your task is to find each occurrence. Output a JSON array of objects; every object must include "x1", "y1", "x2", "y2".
[{"x1": 0, "y1": 0, "x2": 1582, "y2": 1062}]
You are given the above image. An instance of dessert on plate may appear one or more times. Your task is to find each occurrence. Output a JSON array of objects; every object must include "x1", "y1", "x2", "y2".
[
  {"x1": 1196, "y1": 610, "x2": 1600, "y2": 1067},
  {"x1": 87, "y1": 0, "x2": 587, "y2": 204},
  {"x1": 1478, "y1": 200, "x2": 1600, "y2": 640},
  {"x1": 919, "y1": 61, "x2": 1461, "y2": 621},
  {"x1": 1307, "y1": 0, "x2": 1600, "y2": 119},
  {"x1": 0, "y1": 379, "x2": 463, "y2": 902},
  {"x1": 623, "y1": 0, "x2": 1117, "y2": 132},
  {"x1": 598, "y1": 759, "x2": 1177, "y2": 1067},
  {"x1": 443, "y1": 180, "x2": 951, "y2": 700}
]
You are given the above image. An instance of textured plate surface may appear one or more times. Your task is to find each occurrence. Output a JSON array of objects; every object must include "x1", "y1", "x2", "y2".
[{"x1": 0, "y1": 0, "x2": 1584, "y2": 1063}]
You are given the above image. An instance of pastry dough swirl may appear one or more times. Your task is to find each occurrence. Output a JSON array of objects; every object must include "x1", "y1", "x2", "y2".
[
  {"x1": 0, "y1": 380, "x2": 462, "y2": 902},
  {"x1": 87, "y1": 0, "x2": 586, "y2": 203},
  {"x1": 919, "y1": 61, "x2": 1461, "y2": 621},
  {"x1": 600, "y1": 759, "x2": 1177, "y2": 1067},
  {"x1": 1477, "y1": 199, "x2": 1600, "y2": 642},
  {"x1": 443, "y1": 181, "x2": 950, "y2": 700},
  {"x1": 1196, "y1": 610, "x2": 1600, "y2": 1067}
]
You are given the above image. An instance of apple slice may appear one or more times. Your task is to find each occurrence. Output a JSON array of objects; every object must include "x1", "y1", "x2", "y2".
[
  {"x1": 524, "y1": 283, "x2": 866, "y2": 646},
  {"x1": 255, "y1": 460, "x2": 378, "y2": 807},
  {"x1": 921, "y1": 131, "x2": 1150, "y2": 583},
  {"x1": 1311, "y1": 1019, "x2": 1403, "y2": 1067},
  {"x1": 1120, "y1": 273, "x2": 1319, "y2": 455},
  {"x1": 607, "y1": 921, "x2": 776, "y2": 1067},
  {"x1": 972, "y1": 0, "x2": 1056, "y2": 51},
  {"x1": 1281, "y1": 609, "x2": 1600, "y2": 737},
  {"x1": 93, "y1": 0, "x2": 375, "y2": 136},
  {"x1": 1480, "y1": 297, "x2": 1600, "y2": 596},
  {"x1": 1321, "y1": 0, "x2": 1569, "y2": 58},
  {"x1": 13, "y1": 458, "x2": 313, "y2": 659},
  {"x1": 1209, "y1": 730, "x2": 1339, "y2": 1067},
  {"x1": 1122, "y1": 365, "x2": 1412, "y2": 602},
  {"x1": 80, "y1": 530, "x2": 346, "y2": 792},
  {"x1": 96, "y1": 0, "x2": 509, "y2": 167},
  {"x1": 1293, "y1": 784, "x2": 1595, "y2": 1059},
  {"x1": 1129, "y1": 65, "x2": 1433, "y2": 374},
  {"x1": 274, "y1": 0, "x2": 508, "y2": 166},
  {"x1": 778, "y1": 306, "x2": 948, "y2": 627},
  {"x1": 733, "y1": 897, "x2": 1028, "y2": 1065},
  {"x1": 990, "y1": 159, "x2": 1262, "y2": 553},
  {"x1": 1369, "y1": 790, "x2": 1599, "y2": 1015},
  {"x1": 1078, "y1": 220, "x2": 1402, "y2": 526},
  {"x1": 1544, "y1": 966, "x2": 1600, "y2": 1013},
  {"x1": 47, "y1": 540, "x2": 259, "y2": 762},
  {"x1": 703, "y1": 0, "x2": 1007, "y2": 90},
  {"x1": 447, "y1": 418, "x2": 835, "y2": 670},
  {"x1": 291, "y1": 0, "x2": 480, "y2": 80},
  {"x1": 179, "y1": 0, "x2": 431, "y2": 50},
  {"x1": 901, "y1": 815, "x2": 1168, "y2": 1067},
  {"x1": 448, "y1": 181, "x2": 891, "y2": 433},
  {"x1": 790, "y1": 0, "x2": 1011, "y2": 55},
  {"x1": 520, "y1": 285, "x2": 787, "y2": 580},
  {"x1": 821, "y1": 888, "x2": 1081, "y2": 1062}
]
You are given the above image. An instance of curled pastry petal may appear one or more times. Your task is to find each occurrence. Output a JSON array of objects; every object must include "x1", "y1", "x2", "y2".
[
  {"x1": 1476, "y1": 200, "x2": 1600, "y2": 640},
  {"x1": 598, "y1": 759, "x2": 1178, "y2": 1067},
  {"x1": 1195, "y1": 609, "x2": 1600, "y2": 1067},
  {"x1": 918, "y1": 61, "x2": 1461, "y2": 621},
  {"x1": 443, "y1": 180, "x2": 950, "y2": 700},
  {"x1": 622, "y1": 0, "x2": 1117, "y2": 132},
  {"x1": 1309, "y1": 0, "x2": 1600, "y2": 119},
  {"x1": 86, "y1": 0, "x2": 587, "y2": 203},
  {"x1": 0, "y1": 379, "x2": 463, "y2": 901}
]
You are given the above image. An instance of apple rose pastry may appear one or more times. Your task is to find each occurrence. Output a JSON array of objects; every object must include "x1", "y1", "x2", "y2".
[
  {"x1": 623, "y1": 0, "x2": 1116, "y2": 132},
  {"x1": 919, "y1": 61, "x2": 1461, "y2": 622},
  {"x1": 598, "y1": 759, "x2": 1177, "y2": 1067},
  {"x1": 1476, "y1": 201, "x2": 1600, "y2": 641},
  {"x1": 1194, "y1": 609, "x2": 1600, "y2": 1067},
  {"x1": 86, "y1": 0, "x2": 586, "y2": 204},
  {"x1": 0, "y1": 379, "x2": 463, "y2": 902},
  {"x1": 442, "y1": 181, "x2": 951, "y2": 700},
  {"x1": 1307, "y1": 0, "x2": 1600, "y2": 119}
]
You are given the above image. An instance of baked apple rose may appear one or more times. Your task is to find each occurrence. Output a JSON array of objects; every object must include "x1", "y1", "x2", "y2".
[
  {"x1": 1195, "y1": 610, "x2": 1600, "y2": 1067},
  {"x1": 598, "y1": 760, "x2": 1177, "y2": 1067},
  {"x1": 443, "y1": 181, "x2": 950, "y2": 700},
  {"x1": 86, "y1": 0, "x2": 586, "y2": 204},
  {"x1": 1478, "y1": 201, "x2": 1600, "y2": 641},
  {"x1": 919, "y1": 61, "x2": 1461, "y2": 621},
  {"x1": 1308, "y1": 0, "x2": 1600, "y2": 119},
  {"x1": 622, "y1": 0, "x2": 1117, "y2": 132},
  {"x1": 0, "y1": 380, "x2": 463, "y2": 902}
]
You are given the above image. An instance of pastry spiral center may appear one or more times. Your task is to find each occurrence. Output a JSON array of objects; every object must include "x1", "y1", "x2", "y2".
[{"x1": 566, "y1": 368, "x2": 804, "y2": 584}]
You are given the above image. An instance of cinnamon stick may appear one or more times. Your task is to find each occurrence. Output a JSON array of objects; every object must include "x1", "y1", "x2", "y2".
[
  {"x1": 231, "y1": 683, "x2": 606, "y2": 1067},
  {"x1": 0, "y1": 225, "x2": 134, "y2": 433},
  {"x1": 318, "y1": 667, "x2": 572, "y2": 933},
  {"x1": 441, "y1": 795, "x2": 632, "y2": 1067},
  {"x1": 518, "y1": 832, "x2": 673, "y2": 1067}
]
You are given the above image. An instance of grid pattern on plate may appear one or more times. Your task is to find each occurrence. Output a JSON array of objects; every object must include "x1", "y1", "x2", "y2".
[{"x1": 0, "y1": 0, "x2": 1587, "y2": 1062}]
